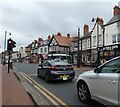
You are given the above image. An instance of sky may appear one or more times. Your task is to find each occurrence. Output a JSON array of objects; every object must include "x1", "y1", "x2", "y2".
[{"x1": 0, "y1": 0, "x2": 119, "y2": 52}]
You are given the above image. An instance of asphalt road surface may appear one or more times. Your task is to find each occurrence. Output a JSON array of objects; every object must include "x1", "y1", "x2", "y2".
[{"x1": 14, "y1": 63, "x2": 107, "y2": 107}]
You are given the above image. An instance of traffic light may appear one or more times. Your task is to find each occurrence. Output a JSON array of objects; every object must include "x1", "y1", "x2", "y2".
[
  {"x1": 7, "y1": 38, "x2": 13, "y2": 51},
  {"x1": 7, "y1": 38, "x2": 16, "y2": 51},
  {"x1": 12, "y1": 40, "x2": 16, "y2": 48}
]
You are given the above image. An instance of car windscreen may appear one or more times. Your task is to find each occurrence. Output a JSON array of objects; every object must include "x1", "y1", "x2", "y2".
[{"x1": 49, "y1": 61, "x2": 70, "y2": 66}]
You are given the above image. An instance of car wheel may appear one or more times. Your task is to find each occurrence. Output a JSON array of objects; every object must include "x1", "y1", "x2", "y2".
[
  {"x1": 69, "y1": 78, "x2": 74, "y2": 81},
  {"x1": 77, "y1": 81, "x2": 91, "y2": 103},
  {"x1": 45, "y1": 74, "x2": 50, "y2": 83}
]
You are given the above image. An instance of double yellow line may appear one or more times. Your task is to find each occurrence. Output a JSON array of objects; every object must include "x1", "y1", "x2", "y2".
[{"x1": 20, "y1": 72, "x2": 69, "y2": 107}]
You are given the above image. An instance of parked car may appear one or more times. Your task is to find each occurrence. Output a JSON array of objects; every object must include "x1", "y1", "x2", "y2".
[
  {"x1": 37, "y1": 59, "x2": 75, "y2": 82},
  {"x1": 76, "y1": 56, "x2": 120, "y2": 106}
]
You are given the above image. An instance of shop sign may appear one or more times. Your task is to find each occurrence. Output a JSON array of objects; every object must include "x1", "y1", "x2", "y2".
[{"x1": 100, "y1": 45, "x2": 118, "y2": 51}]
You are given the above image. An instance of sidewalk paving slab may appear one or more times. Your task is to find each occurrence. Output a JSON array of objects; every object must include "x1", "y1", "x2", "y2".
[
  {"x1": 2, "y1": 64, "x2": 34, "y2": 106},
  {"x1": 74, "y1": 66, "x2": 94, "y2": 72}
]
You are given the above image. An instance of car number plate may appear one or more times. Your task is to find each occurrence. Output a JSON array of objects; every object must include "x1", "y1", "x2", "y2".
[{"x1": 63, "y1": 75, "x2": 68, "y2": 80}]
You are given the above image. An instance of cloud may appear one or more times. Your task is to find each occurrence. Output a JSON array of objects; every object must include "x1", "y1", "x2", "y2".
[{"x1": 0, "y1": 1, "x2": 118, "y2": 52}]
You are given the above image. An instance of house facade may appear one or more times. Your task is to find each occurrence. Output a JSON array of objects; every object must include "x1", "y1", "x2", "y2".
[
  {"x1": 100, "y1": 5, "x2": 120, "y2": 61},
  {"x1": 48, "y1": 32, "x2": 74, "y2": 54},
  {"x1": 90, "y1": 18, "x2": 104, "y2": 66}
]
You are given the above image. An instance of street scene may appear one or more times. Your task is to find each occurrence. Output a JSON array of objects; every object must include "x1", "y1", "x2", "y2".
[{"x1": 0, "y1": 0, "x2": 120, "y2": 107}]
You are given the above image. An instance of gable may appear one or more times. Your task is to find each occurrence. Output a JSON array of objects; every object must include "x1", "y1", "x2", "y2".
[{"x1": 49, "y1": 38, "x2": 58, "y2": 46}]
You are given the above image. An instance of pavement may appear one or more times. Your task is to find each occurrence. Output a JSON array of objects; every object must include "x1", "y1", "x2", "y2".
[
  {"x1": 1, "y1": 64, "x2": 34, "y2": 106},
  {"x1": 1, "y1": 63, "x2": 93, "y2": 106},
  {"x1": 74, "y1": 65, "x2": 94, "y2": 72}
]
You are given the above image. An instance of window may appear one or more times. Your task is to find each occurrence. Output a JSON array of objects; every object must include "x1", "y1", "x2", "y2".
[
  {"x1": 99, "y1": 58, "x2": 120, "y2": 73},
  {"x1": 98, "y1": 34, "x2": 102, "y2": 45},
  {"x1": 43, "y1": 61, "x2": 50, "y2": 66},
  {"x1": 41, "y1": 48, "x2": 43, "y2": 53},
  {"x1": 112, "y1": 35, "x2": 116, "y2": 43},
  {"x1": 93, "y1": 36, "x2": 96, "y2": 46},
  {"x1": 44, "y1": 47, "x2": 47, "y2": 53},
  {"x1": 50, "y1": 46, "x2": 56, "y2": 51},
  {"x1": 87, "y1": 39, "x2": 90, "y2": 48},
  {"x1": 117, "y1": 34, "x2": 120, "y2": 43},
  {"x1": 75, "y1": 55, "x2": 77, "y2": 62},
  {"x1": 82, "y1": 40, "x2": 86, "y2": 49},
  {"x1": 87, "y1": 55, "x2": 90, "y2": 62},
  {"x1": 112, "y1": 34, "x2": 120, "y2": 43}
]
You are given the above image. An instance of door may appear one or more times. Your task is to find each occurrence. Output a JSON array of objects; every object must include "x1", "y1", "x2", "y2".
[{"x1": 91, "y1": 57, "x2": 120, "y2": 105}]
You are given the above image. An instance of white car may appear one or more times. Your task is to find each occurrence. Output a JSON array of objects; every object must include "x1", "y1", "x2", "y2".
[{"x1": 77, "y1": 56, "x2": 120, "y2": 107}]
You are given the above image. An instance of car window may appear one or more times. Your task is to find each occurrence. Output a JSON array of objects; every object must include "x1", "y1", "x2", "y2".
[
  {"x1": 99, "y1": 58, "x2": 120, "y2": 73},
  {"x1": 43, "y1": 61, "x2": 51, "y2": 66},
  {"x1": 49, "y1": 61, "x2": 69, "y2": 65}
]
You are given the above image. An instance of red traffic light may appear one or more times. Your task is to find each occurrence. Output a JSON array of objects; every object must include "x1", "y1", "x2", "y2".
[{"x1": 8, "y1": 40, "x2": 12, "y2": 44}]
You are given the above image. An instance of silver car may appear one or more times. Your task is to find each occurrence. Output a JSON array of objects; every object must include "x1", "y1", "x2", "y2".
[{"x1": 77, "y1": 56, "x2": 120, "y2": 107}]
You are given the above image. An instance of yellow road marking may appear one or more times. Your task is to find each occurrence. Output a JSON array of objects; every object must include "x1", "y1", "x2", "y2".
[
  {"x1": 33, "y1": 84, "x2": 59, "y2": 105},
  {"x1": 22, "y1": 72, "x2": 69, "y2": 107},
  {"x1": 20, "y1": 72, "x2": 59, "y2": 105},
  {"x1": 20, "y1": 72, "x2": 32, "y2": 84}
]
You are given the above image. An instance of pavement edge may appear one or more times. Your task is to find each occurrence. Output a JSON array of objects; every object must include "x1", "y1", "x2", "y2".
[{"x1": 14, "y1": 70, "x2": 40, "y2": 106}]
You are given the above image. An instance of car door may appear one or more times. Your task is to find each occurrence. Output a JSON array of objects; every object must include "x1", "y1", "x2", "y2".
[
  {"x1": 91, "y1": 58, "x2": 120, "y2": 105},
  {"x1": 42, "y1": 61, "x2": 51, "y2": 77},
  {"x1": 118, "y1": 58, "x2": 120, "y2": 106}
]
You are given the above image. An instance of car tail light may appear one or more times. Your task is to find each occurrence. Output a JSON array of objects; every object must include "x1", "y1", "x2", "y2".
[{"x1": 51, "y1": 66, "x2": 57, "y2": 69}]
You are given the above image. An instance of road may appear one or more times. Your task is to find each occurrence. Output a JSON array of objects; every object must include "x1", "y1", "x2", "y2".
[{"x1": 13, "y1": 63, "x2": 106, "y2": 107}]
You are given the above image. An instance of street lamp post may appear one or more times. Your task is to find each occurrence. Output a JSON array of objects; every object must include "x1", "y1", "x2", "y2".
[{"x1": 77, "y1": 27, "x2": 80, "y2": 68}]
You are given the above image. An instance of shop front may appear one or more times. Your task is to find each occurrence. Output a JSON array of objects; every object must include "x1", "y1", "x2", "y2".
[{"x1": 99, "y1": 44, "x2": 120, "y2": 64}]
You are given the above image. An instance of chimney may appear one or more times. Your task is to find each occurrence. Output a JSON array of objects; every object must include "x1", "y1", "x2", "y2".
[
  {"x1": 48, "y1": 35, "x2": 51, "y2": 40},
  {"x1": 98, "y1": 18, "x2": 104, "y2": 25},
  {"x1": 38, "y1": 38, "x2": 43, "y2": 42},
  {"x1": 67, "y1": 33, "x2": 70, "y2": 38},
  {"x1": 57, "y1": 32, "x2": 62, "y2": 36},
  {"x1": 34, "y1": 40, "x2": 37, "y2": 44},
  {"x1": 84, "y1": 24, "x2": 89, "y2": 35},
  {"x1": 113, "y1": 5, "x2": 120, "y2": 16}
]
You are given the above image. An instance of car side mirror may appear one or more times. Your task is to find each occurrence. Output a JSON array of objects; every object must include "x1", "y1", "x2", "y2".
[
  {"x1": 94, "y1": 67, "x2": 99, "y2": 73},
  {"x1": 38, "y1": 64, "x2": 43, "y2": 68}
]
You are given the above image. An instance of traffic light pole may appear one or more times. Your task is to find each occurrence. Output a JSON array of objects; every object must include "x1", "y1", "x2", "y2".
[
  {"x1": 3, "y1": 31, "x2": 7, "y2": 65},
  {"x1": 8, "y1": 51, "x2": 10, "y2": 73}
]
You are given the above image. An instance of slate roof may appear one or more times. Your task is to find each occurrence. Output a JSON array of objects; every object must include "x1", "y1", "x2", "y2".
[{"x1": 105, "y1": 14, "x2": 120, "y2": 26}]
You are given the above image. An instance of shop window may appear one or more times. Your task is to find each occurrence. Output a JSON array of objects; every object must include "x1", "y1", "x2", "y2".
[
  {"x1": 75, "y1": 55, "x2": 77, "y2": 62},
  {"x1": 87, "y1": 55, "x2": 90, "y2": 62}
]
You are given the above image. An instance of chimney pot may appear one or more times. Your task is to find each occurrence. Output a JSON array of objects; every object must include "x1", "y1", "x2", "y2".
[
  {"x1": 48, "y1": 35, "x2": 51, "y2": 40},
  {"x1": 38, "y1": 38, "x2": 43, "y2": 42},
  {"x1": 98, "y1": 18, "x2": 104, "y2": 25},
  {"x1": 67, "y1": 33, "x2": 70, "y2": 38},
  {"x1": 84, "y1": 24, "x2": 89, "y2": 35},
  {"x1": 113, "y1": 5, "x2": 120, "y2": 16},
  {"x1": 57, "y1": 32, "x2": 62, "y2": 36}
]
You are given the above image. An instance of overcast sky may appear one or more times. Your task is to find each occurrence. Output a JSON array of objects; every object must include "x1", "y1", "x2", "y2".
[{"x1": 0, "y1": 0, "x2": 119, "y2": 52}]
